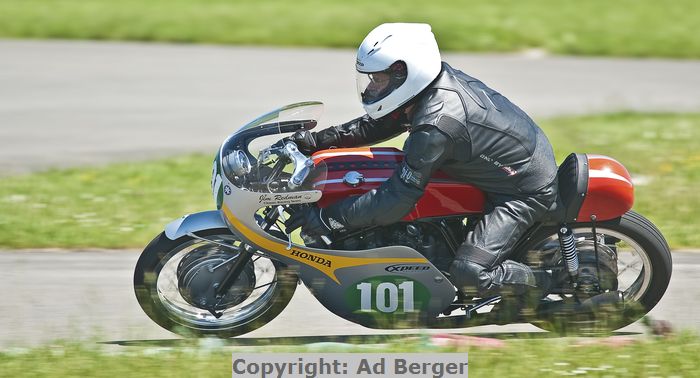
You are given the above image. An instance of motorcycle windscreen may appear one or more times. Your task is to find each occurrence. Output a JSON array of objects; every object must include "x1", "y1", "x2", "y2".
[
  {"x1": 241, "y1": 102, "x2": 324, "y2": 158},
  {"x1": 217, "y1": 101, "x2": 322, "y2": 185},
  {"x1": 214, "y1": 102, "x2": 325, "y2": 210}
]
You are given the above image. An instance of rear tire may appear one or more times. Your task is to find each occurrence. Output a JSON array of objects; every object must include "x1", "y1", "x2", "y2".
[
  {"x1": 134, "y1": 228, "x2": 297, "y2": 338},
  {"x1": 525, "y1": 210, "x2": 672, "y2": 333}
]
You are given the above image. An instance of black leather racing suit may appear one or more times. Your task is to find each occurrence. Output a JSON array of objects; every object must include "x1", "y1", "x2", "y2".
[{"x1": 307, "y1": 62, "x2": 558, "y2": 298}]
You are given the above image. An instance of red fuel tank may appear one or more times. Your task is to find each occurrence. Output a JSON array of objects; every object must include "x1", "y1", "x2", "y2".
[{"x1": 311, "y1": 147, "x2": 485, "y2": 220}]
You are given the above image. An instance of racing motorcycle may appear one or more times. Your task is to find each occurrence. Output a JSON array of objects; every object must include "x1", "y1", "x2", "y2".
[{"x1": 134, "y1": 102, "x2": 672, "y2": 337}]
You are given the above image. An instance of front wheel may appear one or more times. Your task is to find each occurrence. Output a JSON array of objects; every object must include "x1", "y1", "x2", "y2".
[
  {"x1": 526, "y1": 210, "x2": 672, "y2": 333},
  {"x1": 134, "y1": 228, "x2": 297, "y2": 338}
]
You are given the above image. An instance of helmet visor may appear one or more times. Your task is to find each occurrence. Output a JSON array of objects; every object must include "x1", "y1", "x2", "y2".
[{"x1": 356, "y1": 61, "x2": 407, "y2": 105}]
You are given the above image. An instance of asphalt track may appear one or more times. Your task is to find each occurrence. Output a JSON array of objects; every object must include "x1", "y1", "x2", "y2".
[
  {"x1": 2, "y1": 40, "x2": 700, "y2": 175},
  {"x1": 1, "y1": 40, "x2": 700, "y2": 346},
  {"x1": 1, "y1": 250, "x2": 698, "y2": 347}
]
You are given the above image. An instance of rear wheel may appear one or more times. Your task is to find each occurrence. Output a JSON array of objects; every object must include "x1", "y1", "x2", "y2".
[
  {"x1": 134, "y1": 228, "x2": 297, "y2": 338},
  {"x1": 525, "y1": 211, "x2": 672, "y2": 333}
]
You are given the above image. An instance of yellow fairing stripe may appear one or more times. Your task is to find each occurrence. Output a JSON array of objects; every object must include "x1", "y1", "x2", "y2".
[{"x1": 222, "y1": 205, "x2": 428, "y2": 284}]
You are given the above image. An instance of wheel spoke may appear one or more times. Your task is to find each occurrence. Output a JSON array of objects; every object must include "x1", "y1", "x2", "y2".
[
  {"x1": 212, "y1": 256, "x2": 238, "y2": 270},
  {"x1": 618, "y1": 259, "x2": 643, "y2": 276},
  {"x1": 254, "y1": 280, "x2": 277, "y2": 290}
]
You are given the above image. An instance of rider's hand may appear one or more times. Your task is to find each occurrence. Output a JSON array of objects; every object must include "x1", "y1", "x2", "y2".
[
  {"x1": 285, "y1": 206, "x2": 346, "y2": 237},
  {"x1": 275, "y1": 130, "x2": 318, "y2": 155}
]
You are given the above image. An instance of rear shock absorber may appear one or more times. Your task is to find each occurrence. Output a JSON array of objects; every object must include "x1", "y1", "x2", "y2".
[{"x1": 558, "y1": 224, "x2": 579, "y2": 282}]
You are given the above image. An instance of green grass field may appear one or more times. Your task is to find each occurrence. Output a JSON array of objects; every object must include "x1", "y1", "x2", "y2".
[
  {"x1": 540, "y1": 113, "x2": 700, "y2": 248},
  {"x1": 0, "y1": 0, "x2": 699, "y2": 58},
  {"x1": 0, "y1": 112, "x2": 698, "y2": 249},
  {"x1": 2, "y1": 334, "x2": 700, "y2": 377}
]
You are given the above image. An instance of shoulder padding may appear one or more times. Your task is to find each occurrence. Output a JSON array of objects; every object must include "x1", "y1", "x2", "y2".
[{"x1": 412, "y1": 88, "x2": 466, "y2": 130}]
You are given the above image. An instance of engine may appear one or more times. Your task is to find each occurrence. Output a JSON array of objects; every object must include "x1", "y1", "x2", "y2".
[{"x1": 334, "y1": 219, "x2": 466, "y2": 273}]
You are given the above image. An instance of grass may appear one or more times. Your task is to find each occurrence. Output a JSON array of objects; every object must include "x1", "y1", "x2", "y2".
[
  {"x1": 0, "y1": 154, "x2": 213, "y2": 249},
  {"x1": 2, "y1": 333, "x2": 700, "y2": 377},
  {"x1": 0, "y1": 0, "x2": 699, "y2": 58},
  {"x1": 0, "y1": 112, "x2": 698, "y2": 249},
  {"x1": 539, "y1": 113, "x2": 700, "y2": 248}
]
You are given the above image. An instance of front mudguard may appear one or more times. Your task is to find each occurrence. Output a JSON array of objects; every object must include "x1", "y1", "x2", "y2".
[{"x1": 163, "y1": 210, "x2": 228, "y2": 240}]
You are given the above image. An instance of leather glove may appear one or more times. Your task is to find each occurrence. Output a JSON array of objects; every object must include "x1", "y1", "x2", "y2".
[
  {"x1": 275, "y1": 130, "x2": 319, "y2": 155},
  {"x1": 285, "y1": 206, "x2": 346, "y2": 237}
]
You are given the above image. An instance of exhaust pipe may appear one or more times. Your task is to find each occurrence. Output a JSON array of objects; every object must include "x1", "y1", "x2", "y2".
[
  {"x1": 537, "y1": 291, "x2": 625, "y2": 318},
  {"x1": 578, "y1": 290, "x2": 625, "y2": 313}
]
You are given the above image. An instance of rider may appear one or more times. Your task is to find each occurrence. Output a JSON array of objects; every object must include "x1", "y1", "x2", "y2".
[{"x1": 284, "y1": 23, "x2": 558, "y2": 318}]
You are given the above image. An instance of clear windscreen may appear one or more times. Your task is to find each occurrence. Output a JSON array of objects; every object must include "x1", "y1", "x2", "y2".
[
  {"x1": 240, "y1": 102, "x2": 324, "y2": 157},
  {"x1": 217, "y1": 102, "x2": 328, "y2": 194}
]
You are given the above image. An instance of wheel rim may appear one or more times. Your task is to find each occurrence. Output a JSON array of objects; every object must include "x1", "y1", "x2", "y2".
[
  {"x1": 154, "y1": 234, "x2": 282, "y2": 329},
  {"x1": 532, "y1": 227, "x2": 652, "y2": 302}
]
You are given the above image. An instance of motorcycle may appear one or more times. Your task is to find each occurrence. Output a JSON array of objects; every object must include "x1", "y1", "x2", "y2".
[{"x1": 134, "y1": 101, "x2": 672, "y2": 337}]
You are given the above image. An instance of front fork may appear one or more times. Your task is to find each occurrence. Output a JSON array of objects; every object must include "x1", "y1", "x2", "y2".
[
  {"x1": 207, "y1": 205, "x2": 293, "y2": 318},
  {"x1": 211, "y1": 246, "x2": 255, "y2": 317},
  {"x1": 184, "y1": 231, "x2": 255, "y2": 318}
]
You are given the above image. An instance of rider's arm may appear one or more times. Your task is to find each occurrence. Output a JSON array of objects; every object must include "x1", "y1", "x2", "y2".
[
  {"x1": 315, "y1": 113, "x2": 408, "y2": 149},
  {"x1": 287, "y1": 112, "x2": 408, "y2": 154},
  {"x1": 325, "y1": 125, "x2": 453, "y2": 228}
]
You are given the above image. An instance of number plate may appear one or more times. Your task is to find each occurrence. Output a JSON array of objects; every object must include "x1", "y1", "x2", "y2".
[{"x1": 346, "y1": 276, "x2": 431, "y2": 315}]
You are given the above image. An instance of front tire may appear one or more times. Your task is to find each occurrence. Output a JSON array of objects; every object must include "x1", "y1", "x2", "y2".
[
  {"x1": 134, "y1": 228, "x2": 297, "y2": 338},
  {"x1": 526, "y1": 210, "x2": 672, "y2": 333}
]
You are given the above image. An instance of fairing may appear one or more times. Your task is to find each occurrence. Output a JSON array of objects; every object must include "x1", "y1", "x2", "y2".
[{"x1": 577, "y1": 155, "x2": 635, "y2": 222}]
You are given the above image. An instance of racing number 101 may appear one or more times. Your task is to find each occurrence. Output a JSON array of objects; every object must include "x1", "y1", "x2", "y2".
[{"x1": 356, "y1": 281, "x2": 414, "y2": 313}]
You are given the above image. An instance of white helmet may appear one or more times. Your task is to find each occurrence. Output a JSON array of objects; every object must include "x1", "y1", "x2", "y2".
[{"x1": 356, "y1": 23, "x2": 442, "y2": 119}]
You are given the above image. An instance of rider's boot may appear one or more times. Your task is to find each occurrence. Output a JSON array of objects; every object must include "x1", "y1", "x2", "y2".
[
  {"x1": 450, "y1": 256, "x2": 552, "y2": 324},
  {"x1": 490, "y1": 269, "x2": 552, "y2": 324}
]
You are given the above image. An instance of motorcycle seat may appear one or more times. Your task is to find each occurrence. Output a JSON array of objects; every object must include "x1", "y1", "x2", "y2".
[{"x1": 541, "y1": 153, "x2": 589, "y2": 225}]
